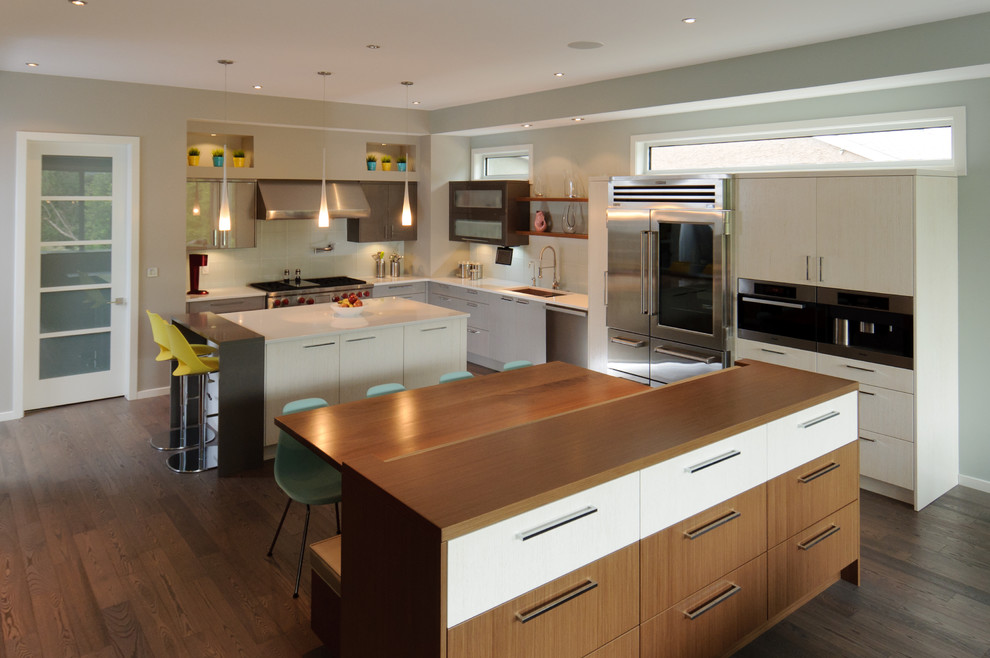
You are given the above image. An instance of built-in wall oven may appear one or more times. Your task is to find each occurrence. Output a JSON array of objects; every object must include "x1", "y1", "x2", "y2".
[
  {"x1": 606, "y1": 176, "x2": 732, "y2": 386},
  {"x1": 737, "y1": 278, "x2": 818, "y2": 352}
]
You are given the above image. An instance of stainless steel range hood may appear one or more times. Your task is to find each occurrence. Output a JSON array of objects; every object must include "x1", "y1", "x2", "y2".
[{"x1": 256, "y1": 180, "x2": 371, "y2": 220}]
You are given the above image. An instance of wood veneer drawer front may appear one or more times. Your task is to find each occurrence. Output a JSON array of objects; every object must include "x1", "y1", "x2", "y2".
[
  {"x1": 767, "y1": 392, "x2": 857, "y2": 479},
  {"x1": 640, "y1": 554, "x2": 767, "y2": 658},
  {"x1": 768, "y1": 499, "x2": 860, "y2": 617},
  {"x1": 858, "y1": 385, "x2": 914, "y2": 442},
  {"x1": 734, "y1": 338, "x2": 816, "y2": 372},
  {"x1": 859, "y1": 431, "x2": 913, "y2": 490},
  {"x1": 641, "y1": 484, "x2": 767, "y2": 620},
  {"x1": 640, "y1": 426, "x2": 767, "y2": 538},
  {"x1": 767, "y1": 441, "x2": 859, "y2": 547},
  {"x1": 816, "y1": 353, "x2": 913, "y2": 394},
  {"x1": 446, "y1": 472, "x2": 639, "y2": 628},
  {"x1": 584, "y1": 627, "x2": 638, "y2": 658},
  {"x1": 447, "y1": 544, "x2": 639, "y2": 658}
]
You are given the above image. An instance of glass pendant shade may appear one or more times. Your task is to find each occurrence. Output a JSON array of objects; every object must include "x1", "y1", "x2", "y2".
[
  {"x1": 318, "y1": 148, "x2": 330, "y2": 227},
  {"x1": 218, "y1": 143, "x2": 231, "y2": 231},
  {"x1": 401, "y1": 180, "x2": 413, "y2": 226}
]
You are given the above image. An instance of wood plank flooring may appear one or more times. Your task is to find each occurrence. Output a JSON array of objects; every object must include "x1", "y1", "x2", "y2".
[{"x1": 1, "y1": 393, "x2": 988, "y2": 657}]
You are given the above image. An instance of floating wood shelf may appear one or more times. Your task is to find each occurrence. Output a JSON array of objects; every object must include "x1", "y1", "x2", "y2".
[
  {"x1": 517, "y1": 197, "x2": 588, "y2": 203},
  {"x1": 516, "y1": 231, "x2": 588, "y2": 239}
]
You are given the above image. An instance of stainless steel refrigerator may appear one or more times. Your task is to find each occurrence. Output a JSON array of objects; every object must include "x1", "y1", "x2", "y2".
[{"x1": 605, "y1": 175, "x2": 732, "y2": 386}]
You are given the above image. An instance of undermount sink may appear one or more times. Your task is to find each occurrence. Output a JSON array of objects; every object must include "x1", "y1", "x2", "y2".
[{"x1": 509, "y1": 287, "x2": 560, "y2": 298}]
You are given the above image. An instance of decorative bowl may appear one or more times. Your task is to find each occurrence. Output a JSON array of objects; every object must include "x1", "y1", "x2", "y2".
[{"x1": 333, "y1": 305, "x2": 364, "y2": 317}]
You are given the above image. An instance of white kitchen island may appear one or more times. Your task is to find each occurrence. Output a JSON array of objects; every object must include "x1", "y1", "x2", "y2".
[{"x1": 220, "y1": 297, "x2": 468, "y2": 448}]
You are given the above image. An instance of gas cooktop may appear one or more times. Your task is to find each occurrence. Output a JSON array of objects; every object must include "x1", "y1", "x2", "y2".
[{"x1": 249, "y1": 276, "x2": 368, "y2": 293}]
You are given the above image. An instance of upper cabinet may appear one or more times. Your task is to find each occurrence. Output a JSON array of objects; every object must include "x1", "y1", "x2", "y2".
[
  {"x1": 186, "y1": 179, "x2": 256, "y2": 250},
  {"x1": 449, "y1": 180, "x2": 530, "y2": 247},
  {"x1": 735, "y1": 174, "x2": 914, "y2": 296},
  {"x1": 346, "y1": 181, "x2": 418, "y2": 242}
]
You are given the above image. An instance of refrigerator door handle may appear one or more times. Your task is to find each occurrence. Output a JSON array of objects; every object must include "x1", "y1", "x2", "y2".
[
  {"x1": 648, "y1": 230, "x2": 657, "y2": 317},
  {"x1": 640, "y1": 231, "x2": 649, "y2": 315}
]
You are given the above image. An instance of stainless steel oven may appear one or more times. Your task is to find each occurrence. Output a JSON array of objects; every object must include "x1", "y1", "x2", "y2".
[
  {"x1": 818, "y1": 287, "x2": 913, "y2": 369},
  {"x1": 737, "y1": 278, "x2": 819, "y2": 351}
]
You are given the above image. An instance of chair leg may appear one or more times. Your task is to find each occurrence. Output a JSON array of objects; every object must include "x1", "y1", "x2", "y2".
[
  {"x1": 268, "y1": 498, "x2": 292, "y2": 557},
  {"x1": 294, "y1": 504, "x2": 311, "y2": 598},
  {"x1": 335, "y1": 501, "x2": 341, "y2": 535}
]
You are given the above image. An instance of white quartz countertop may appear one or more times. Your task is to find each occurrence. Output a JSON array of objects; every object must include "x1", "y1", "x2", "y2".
[
  {"x1": 430, "y1": 277, "x2": 589, "y2": 312},
  {"x1": 219, "y1": 297, "x2": 468, "y2": 343},
  {"x1": 186, "y1": 286, "x2": 266, "y2": 303}
]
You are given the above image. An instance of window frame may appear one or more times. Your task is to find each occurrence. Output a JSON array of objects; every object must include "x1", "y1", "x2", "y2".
[
  {"x1": 631, "y1": 107, "x2": 966, "y2": 176},
  {"x1": 471, "y1": 144, "x2": 534, "y2": 181}
]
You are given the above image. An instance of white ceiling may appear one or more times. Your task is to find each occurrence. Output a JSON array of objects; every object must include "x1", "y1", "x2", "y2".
[{"x1": 4, "y1": 0, "x2": 990, "y2": 110}]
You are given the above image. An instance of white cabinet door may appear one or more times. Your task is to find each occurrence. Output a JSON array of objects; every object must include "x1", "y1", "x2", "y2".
[
  {"x1": 403, "y1": 318, "x2": 466, "y2": 389},
  {"x1": 264, "y1": 336, "x2": 340, "y2": 446},
  {"x1": 490, "y1": 295, "x2": 546, "y2": 366},
  {"x1": 338, "y1": 327, "x2": 404, "y2": 403},
  {"x1": 489, "y1": 294, "x2": 518, "y2": 364},
  {"x1": 816, "y1": 176, "x2": 914, "y2": 296},
  {"x1": 735, "y1": 177, "x2": 817, "y2": 285}
]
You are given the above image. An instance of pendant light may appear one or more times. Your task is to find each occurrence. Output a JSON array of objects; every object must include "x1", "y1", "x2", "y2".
[
  {"x1": 400, "y1": 81, "x2": 414, "y2": 227},
  {"x1": 317, "y1": 71, "x2": 332, "y2": 228},
  {"x1": 217, "y1": 59, "x2": 234, "y2": 240}
]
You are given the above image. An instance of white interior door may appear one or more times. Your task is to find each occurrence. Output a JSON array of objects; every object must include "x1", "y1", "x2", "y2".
[{"x1": 20, "y1": 136, "x2": 137, "y2": 410}]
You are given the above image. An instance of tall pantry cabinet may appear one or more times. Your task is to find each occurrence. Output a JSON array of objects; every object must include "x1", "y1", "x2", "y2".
[{"x1": 733, "y1": 170, "x2": 958, "y2": 511}]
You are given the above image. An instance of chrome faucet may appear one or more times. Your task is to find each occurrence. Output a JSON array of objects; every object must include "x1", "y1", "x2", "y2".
[{"x1": 538, "y1": 246, "x2": 559, "y2": 290}]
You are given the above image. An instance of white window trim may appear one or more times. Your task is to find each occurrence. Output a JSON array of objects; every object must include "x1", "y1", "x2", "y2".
[
  {"x1": 471, "y1": 144, "x2": 533, "y2": 181},
  {"x1": 631, "y1": 107, "x2": 966, "y2": 176}
]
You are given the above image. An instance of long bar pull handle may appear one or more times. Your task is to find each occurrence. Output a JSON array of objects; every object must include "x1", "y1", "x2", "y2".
[
  {"x1": 304, "y1": 341, "x2": 337, "y2": 349},
  {"x1": 610, "y1": 336, "x2": 647, "y2": 348},
  {"x1": 518, "y1": 506, "x2": 598, "y2": 541},
  {"x1": 798, "y1": 525, "x2": 841, "y2": 551},
  {"x1": 806, "y1": 255, "x2": 810, "y2": 281},
  {"x1": 798, "y1": 410, "x2": 840, "y2": 429},
  {"x1": 684, "y1": 583, "x2": 742, "y2": 620},
  {"x1": 741, "y1": 297, "x2": 806, "y2": 310},
  {"x1": 684, "y1": 510, "x2": 741, "y2": 540},
  {"x1": 686, "y1": 450, "x2": 741, "y2": 474},
  {"x1": 798, "y1": 462, "x2": 840, "y2": 484},
  {"x1": 654, "y1": 346, "x2": 718, "y2": 364},
  {"x1": 819, "y1": 256, "x2": 824, "y2": 282},
  {"x1": 648, "y1": 230, "x2": 657, "y2": 317},
  {"x1": 515, "y1": 580, "x2": 598, "y2": 624},
  {"x1": 640, "y1": 231, "x2": 649, "y2": 315},
  {"x1": 858, "y1": 435, "x2": 877, "y2": 443},
  {"x1": 421, "y1": 326, "x2": 447, "y2": 332},
  {"x1": 760, "y1": 348, "x2": 786, "y2": 355},
  {"x1": 467, "y1": 328, "x2": 481, "y2": 334},
  {"x1": 603, "y1": 271, "x2": 608, "y2": 307},
  {"x1": 845, "y1": 364, "x2": 876, "y2": 373},
  {"x1": 345, "y1": 336, "x2": 376, "y2": 343},
  {"x1": 858, "y1": 390, "x2": 875, "y2": 397}
]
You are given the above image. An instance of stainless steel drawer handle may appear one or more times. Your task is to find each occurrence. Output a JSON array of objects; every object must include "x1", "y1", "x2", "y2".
[
  {"x1": 760, "y1": 348, "x2": 786, "y2": 355},
  {"x1": 345, "y1": 336, "x2": 376, "y2": 343},
  {"x1": 684, "y1": 510, "x2": 741, "y2": 540},
  {"x1": 845, "y1": 364, "x2": 876, "y2": 373},
  {"x1": 798, "y1": 525, "x2": 841, "y2": 551},
  {"x1": 389, "y1": 284, "x2": 413, "y2": 289},
  {"x1": 798, "y1": 462, "x2": 840, "y2": 484},
  {"x1": 515, "y1": 579, "x2": 598, "y2": 624},
  {"x1": 798, "y1": 410, "x2": 840, "y2": 429},
  {"x1": 684, "y1": 583, "x2": 742, "y2": 620},
  {"x1": 858, "y1": 435, "x2": 877, "y2": 443},
  {"x1": 858, "y1": 390, "x2": 875, "y2": 397},
  {"x1": 467, "y1": 328, "x2": 481, "y2": 334},
  {"x1": 518, "y1": 506, "x2": 598, "y2": 541},
  {"x1": 421, "y1": 326, "x2": 447, "y2": 332},
  {"x1": 304, "y1": 341, "x2": 337, "y2": 348},
  {"x1": 655, "y1": 346, "x2": 717, "y2": 364},
  {"x1": 741, "y1": 296, "x2": 806, "y2": 310},
  {"x1": 610, "y1": 336, "x2": 647, "y2": 348},
  {"x1": 466, "y1": 302, "x2": 479, "y2": 308},
  {"x1": 686, "y1": 450, "x2": 741, "y2": 474}
]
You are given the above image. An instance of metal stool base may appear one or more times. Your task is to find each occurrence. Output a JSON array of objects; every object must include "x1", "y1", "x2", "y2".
[
  {"x1": 166, "y1": 444, "x2": 219, "y2": 474},
  {"x1": 150, "y1": 426, "x2": 217, "y2": 452}
]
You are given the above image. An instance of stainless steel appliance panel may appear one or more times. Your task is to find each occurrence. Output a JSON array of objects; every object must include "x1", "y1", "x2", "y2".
[
  {"x1": 650, "y1": 338, "x2": 725, "y2": 385},
  {"x1": 737, "y1": 278, "x2": 819, "y2": 351},
  {"x1": 605, "y1": 208, "x2": 653, "y2": 336},
  {"x1": 818, "y1": 287, "x2": 913, "y2": 369},
  {"x1": 607, "y1": 327, "x2": 651, "y2": 383}
]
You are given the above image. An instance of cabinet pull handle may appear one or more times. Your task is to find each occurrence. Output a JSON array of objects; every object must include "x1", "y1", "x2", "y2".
[
  {"x1": 798, "y1": 461, "x2": 840, "y2": 484},
  {"x1": 610, "y1": 336, "x2": 647, "y2": 348},
  {"x1": 819, "y1": 256, "x2": 824, "y2": 282},
  {"x1": 845, "y1": 364, "x2": 875, "y2": 373},
  {"x1": 741, "y1": 296, "x2": 806, "y2": 310},
  {"x1": 798, "y1": 410, "x2": 840, "y2": 429},
  {"x1": 798, "y1": 524, "x2": 841, "y2": 551},
  {"x1": 467, "y1": 328, "x2": 481, "y2": 334},
  {"x1": 654, "y1": 346, "x2": 718, "y2": 364},
  {"x1": 515, "y1": 579, "x2": 598, "y2": 624},
  {"x1": 686, "y1": 450, "x2": 741, "y2": 474},
  {"x1": 684, "y1": 510, "x2": 741, "y2": 540},
  {"x1": 304, "y1": 341, "x2": 337, "y2": 348},
  {"x1": 466, "y1": 302, "x2": 479, "y2": 308},
  {"x1": 465, "y1": 289, "x2": 479, "y2": 295},
  {"x1": 858, "y1": 390, "x2": 875, "y2": 397},
  {"x1": 684, "y1": 583, "x2": 742, "y2": 620},
  {"x1": 858, "y1": 435, "x2": 877, "y2": 443},
  {"x1": 760, "y1": 348, "x2": 786, "y2": 355},
  {"x1": 603, "y1": 271, "x2": 608, "y2": 307},
  {"x1": 805, "y1": 255, "x2": 810, "y2": 281},
  {"x1": 518, "y1": 506, "x2": 598, "y2": 541},
  {"x1": 345, "y1": 336, "x2": 376, "y2": 343},
  {"x1": 515, "y1": 300, "x2": 529, "y2": 305},
  {"x1": 388, "y1": 284, "x2": 412, "y2": 290},
  {"x1": 421, "y1": 326, "x2": 447, "y2": 332}
]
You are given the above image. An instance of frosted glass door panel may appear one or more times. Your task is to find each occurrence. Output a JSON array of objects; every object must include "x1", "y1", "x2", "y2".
[
  {"x1": 39, "y1": 333, "x2": 111, "y2": 379},
  {"x1": 40, "y1": 289, "x2": 111, "y2": 333},
  {"x1": 453, "y1": 189, "x2": 503, "y2": 209},
  {"x1": 40, "y1": 246, "x2": 111, "y2": 287},
  {"x1": 453, "y1": 219, "x2": 503, "y2": 240}
]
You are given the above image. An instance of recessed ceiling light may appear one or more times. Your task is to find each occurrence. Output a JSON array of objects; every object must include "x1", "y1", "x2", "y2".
[
  {"x1": 567, "y1": 41, "x2": 604, "y2": 50},
  {"x1": 682, "y1": 17, "x2": 697, "y2": 24},
  {"x1": 366, "y1": 44, "x2": 381, "y2": 50},
  {"x1": 210, "y1": 133, "x2": 217, "y2": 137},
  {"x1": 26, "y1": 62, "x2": 39, "y2": 67},
  {"x1": 522, "y1": 123, "x2": 533, "y2": 128},
  {"x1": 69, "y1": 0, "x2": 87, "y2": 5},
  {"x1": 572, "y1": 117, "x2": 584, "y2": 122},
  {"x1": 252, "y1": 84, "x2": 262, "y2": 90},
  {"x1": 553, "y1": 72, "x2": 565, "y2": 78},
  {"x1": 411, "y1": 100, "x2": 421, "y2": 105}
]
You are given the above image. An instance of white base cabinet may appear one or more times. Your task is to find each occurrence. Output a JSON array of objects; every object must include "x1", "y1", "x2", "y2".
[
  {"x1": 338, "y1": 327, "x2": 404, "y2": 404},
  {"x1": 264, "y1": 337, "x2": 341, "y2": 447}
]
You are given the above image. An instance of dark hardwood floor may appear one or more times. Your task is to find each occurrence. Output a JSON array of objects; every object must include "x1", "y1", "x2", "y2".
[{"x1": 1, "y1": 394, "x2": 988, "y2": 657}]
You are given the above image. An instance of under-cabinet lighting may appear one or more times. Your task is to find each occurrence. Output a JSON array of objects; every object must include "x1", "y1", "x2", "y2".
[
  {"x1": 25, "y1": 62, "x2": 39, "y2": 67},
  {"x1": 682, "y1": 17, "x2": 697, "y2": 24}
]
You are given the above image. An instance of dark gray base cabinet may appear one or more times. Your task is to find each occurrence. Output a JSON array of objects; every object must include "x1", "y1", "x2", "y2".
[{"x1": 347, "y1": 181, "x2": 417, "y2": 242}]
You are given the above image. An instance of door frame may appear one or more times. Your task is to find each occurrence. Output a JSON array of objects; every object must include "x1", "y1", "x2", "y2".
[{"x1": 13, "y1": 132, "x2": 141, "y2": 418}]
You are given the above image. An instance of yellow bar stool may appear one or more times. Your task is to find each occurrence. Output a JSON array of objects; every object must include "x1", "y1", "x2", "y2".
[
  {"x1": 164, "y1": 323, "x2": 220, "y2": 473},
  {"x1": 146, "y1": 311, "x2": 216, "y2": 452}
]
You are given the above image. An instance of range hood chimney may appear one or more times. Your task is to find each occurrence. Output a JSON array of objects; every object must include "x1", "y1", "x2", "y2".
[{"x1": 256, "y1": 180, "x2": 371, "y2": 220}]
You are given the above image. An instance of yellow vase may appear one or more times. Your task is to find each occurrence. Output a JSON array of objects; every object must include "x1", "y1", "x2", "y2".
[
  {"x1": 382, "y1": 162, "x2": 392, "y2": 171},
  {"x1": 233, "y1": 157, "x2": 245, "y2": 168},
  {"x1": 187, "y1": 155, "x2": 200, "y2": 166}
]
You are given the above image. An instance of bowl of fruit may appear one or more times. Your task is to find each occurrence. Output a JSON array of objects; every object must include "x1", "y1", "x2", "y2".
[{"x1": 334, "y1": 294, "x2": 365, "y2": 316}]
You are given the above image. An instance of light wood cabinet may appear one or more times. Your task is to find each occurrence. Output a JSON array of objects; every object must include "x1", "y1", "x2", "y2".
[
  {"x1": 337, "y1": 327, "x2": 403, "y2": 403},
  {"x1": 735, "y1": 177, "x2": 817, "y2": 286},
  {"x1": 734, "y1": 337, "x2": 817, "y2": 372},
  {"x1": 264, "y1": 337, "x2": 340, "y2": 446},
  {"x1": 584, "y1": 628, "x2": 638, "y2": 658}
]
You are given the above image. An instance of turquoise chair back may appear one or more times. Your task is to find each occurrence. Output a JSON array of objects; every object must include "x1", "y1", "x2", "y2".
[
  {"x1": 503, "y1": 360, "x2": 533, "y2": 371},
  {"x1": 439, "y1": 371, "x2": 474, "y2": 384},
  {"x1": 366, "y1": 383, "x2": 406, "y2": 398},
  {"x1": 274, "y1": 398, "x2": 341, "y2": 506}
]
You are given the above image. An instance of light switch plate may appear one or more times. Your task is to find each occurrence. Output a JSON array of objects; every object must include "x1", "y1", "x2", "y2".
[{"x1": 146, "y1": 267, "x2": 158, "y2": 278}]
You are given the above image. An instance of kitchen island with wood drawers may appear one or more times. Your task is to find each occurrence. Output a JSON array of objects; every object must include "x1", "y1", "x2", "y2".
[{"x1": 276, "y1": 361, "x2": 860, "y2": 657}]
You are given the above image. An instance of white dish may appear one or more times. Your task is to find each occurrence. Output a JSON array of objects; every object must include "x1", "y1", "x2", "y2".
[{"x1": 333, "y1": 305, "x2": 364, "y2": 317}]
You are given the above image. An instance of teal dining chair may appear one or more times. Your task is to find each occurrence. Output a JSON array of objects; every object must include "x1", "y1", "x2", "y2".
[
  {"x1": 439, "y1": 370, "x2": 474, "y2": 384},
  {"x1": 267, "y1": 397, "x2": 341, "y2": 598},
  {"x1": 503, "y1": 360, "x2": 533, "y2": 371},
  {"x1": 366, "y1": 382, "x2": 406, "y2": 397}
]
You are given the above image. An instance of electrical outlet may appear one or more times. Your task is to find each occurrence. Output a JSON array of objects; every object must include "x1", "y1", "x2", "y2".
[{"x1": 146, "y1": 267, "x2": 158, "y2": 278}]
